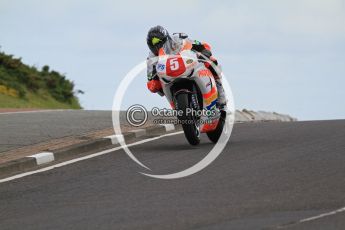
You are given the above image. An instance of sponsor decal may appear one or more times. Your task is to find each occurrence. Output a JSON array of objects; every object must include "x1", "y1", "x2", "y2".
[
  {"x1": 157, "y1": 63, "x2": 165, "y2": 71},
  {"x1": 186, "y1": 59, "x2": 193, "y2": 64},
  {"x1": 198, "y1": 69, "x2": 213, "y2": 77}
]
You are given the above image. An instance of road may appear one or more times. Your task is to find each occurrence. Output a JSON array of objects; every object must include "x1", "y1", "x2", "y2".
[
  {"x1": 0, "y1": 110, "x2": 157, "y2": 153},
  {"x1": 0, "y1": 120, "x2": 344, "y2": 229},
  {"x1": 0, "y1": 110, "x2": 113, "y2": 152}
]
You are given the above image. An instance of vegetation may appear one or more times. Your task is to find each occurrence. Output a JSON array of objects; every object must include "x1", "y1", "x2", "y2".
[{"x1": 0, "y1": 50, "x2": 82, "y2": 109}]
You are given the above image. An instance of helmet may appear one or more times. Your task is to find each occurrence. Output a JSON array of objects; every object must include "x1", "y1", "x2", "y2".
[{"x1": 147, "y1": 25, "x2": 170, "y2": 55}]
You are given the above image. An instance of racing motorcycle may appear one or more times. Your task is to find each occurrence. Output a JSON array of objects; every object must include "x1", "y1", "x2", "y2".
[{"x1": 155, "y1": 47, "x2": 226, "y2": 145}]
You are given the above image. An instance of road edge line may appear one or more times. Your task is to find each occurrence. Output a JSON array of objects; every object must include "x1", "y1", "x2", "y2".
[{"x1": 0, "y1": 124, "x2": 181, "y2": 180}]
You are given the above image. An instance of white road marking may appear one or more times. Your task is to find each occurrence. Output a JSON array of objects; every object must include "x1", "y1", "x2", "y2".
[
  {"x1": 299, "y1": 206, "x2": 345, "y2": 223},
  {"x1": 0, "y1": 109, "x2": 71, "y2": 115},
  {"x1": 28, "y1": 152, "x2": 54, "y2": 165},
  {"x1": 276, "y1": 206, "x2": 345, "y2": 229},
  {"x1": 0, "y1": 131, "x2": 183, "y2": 183},
  {"x1": 104, "y1": 134, "x2": 124, "y2": 145},
  {"x1": 160, "y1": 124, "x2": 175, "y2": 132}
]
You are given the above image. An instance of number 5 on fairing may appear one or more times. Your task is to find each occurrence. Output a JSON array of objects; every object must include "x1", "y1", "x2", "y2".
[{"x1": 169, "y1": 58, "x2": 179, "y2": 71}]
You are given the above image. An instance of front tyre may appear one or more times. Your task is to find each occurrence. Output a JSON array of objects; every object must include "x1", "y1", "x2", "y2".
[{"x1": 176, "y1": 93, "x2": 200, "y2": 145}]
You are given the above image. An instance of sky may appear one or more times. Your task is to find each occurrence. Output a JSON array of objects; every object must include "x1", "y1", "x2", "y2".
[{"x1": 1, "y1": 0, "x2": 344, "y2": 120}]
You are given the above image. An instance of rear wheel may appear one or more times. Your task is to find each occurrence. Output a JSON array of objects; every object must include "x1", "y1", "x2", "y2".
[
  {"x1": 176, "y1": 93, "x2": 200, "y2": 145},
  {"x1": 206, "y1": 110, "x2": 226, "y2": 143}
]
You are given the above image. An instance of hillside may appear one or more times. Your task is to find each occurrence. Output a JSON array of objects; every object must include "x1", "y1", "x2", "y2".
[{"x1": 0, "y1": 50, "x2": 82, "y2": 109}]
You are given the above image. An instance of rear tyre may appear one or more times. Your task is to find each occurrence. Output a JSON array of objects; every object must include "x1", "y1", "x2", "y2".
[
  {"x1": 206, "y1": 110, "x2": 226, "y2": 143},
  {"x1": 176, "y1": 93, "x2": 200, "y2": 146}
]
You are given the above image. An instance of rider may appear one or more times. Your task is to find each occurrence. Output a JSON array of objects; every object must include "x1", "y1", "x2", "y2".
[{"x1": 146, "y1": 25, "x2": 227, "y2": 107}]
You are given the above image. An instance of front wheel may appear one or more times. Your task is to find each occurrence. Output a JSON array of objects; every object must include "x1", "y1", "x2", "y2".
[{"x1": 176, "y1": 93, "x2": 200, "y2": 145}]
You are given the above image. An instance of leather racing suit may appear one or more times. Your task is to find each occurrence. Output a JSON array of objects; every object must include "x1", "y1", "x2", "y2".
[{"x1": 146, "y1": 33, "x2": 226, "y2": 106}]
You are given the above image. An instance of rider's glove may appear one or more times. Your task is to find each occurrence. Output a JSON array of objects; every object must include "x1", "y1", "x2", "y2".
[{"x1": 147, "y1": 79, "x2": 162, "y2": 93}]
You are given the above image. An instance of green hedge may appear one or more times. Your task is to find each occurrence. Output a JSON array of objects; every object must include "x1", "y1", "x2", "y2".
[{"x1": 0, "y1": 51, "x2": 81, "y2": 105}]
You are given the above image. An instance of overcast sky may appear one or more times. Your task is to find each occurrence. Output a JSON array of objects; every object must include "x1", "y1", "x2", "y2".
[{"x1": 1, "y1": 0, "x2": 344, "y2": 120}]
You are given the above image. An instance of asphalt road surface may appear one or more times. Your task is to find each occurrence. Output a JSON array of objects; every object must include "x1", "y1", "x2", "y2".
[
  {"x1": 0, "y1": 110, "x2": 113, "y2": 152},
  {"x1": 0, "y1": 120, "x2": 344, "y2": 230},
  {"x1": 0, "y1": 110, "x2": 171, "y2": 153}
]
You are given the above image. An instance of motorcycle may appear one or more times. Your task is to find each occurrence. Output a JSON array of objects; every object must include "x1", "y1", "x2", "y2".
[{"x1": 155, "y1": 48, "x2": 226, "y2": 145}]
